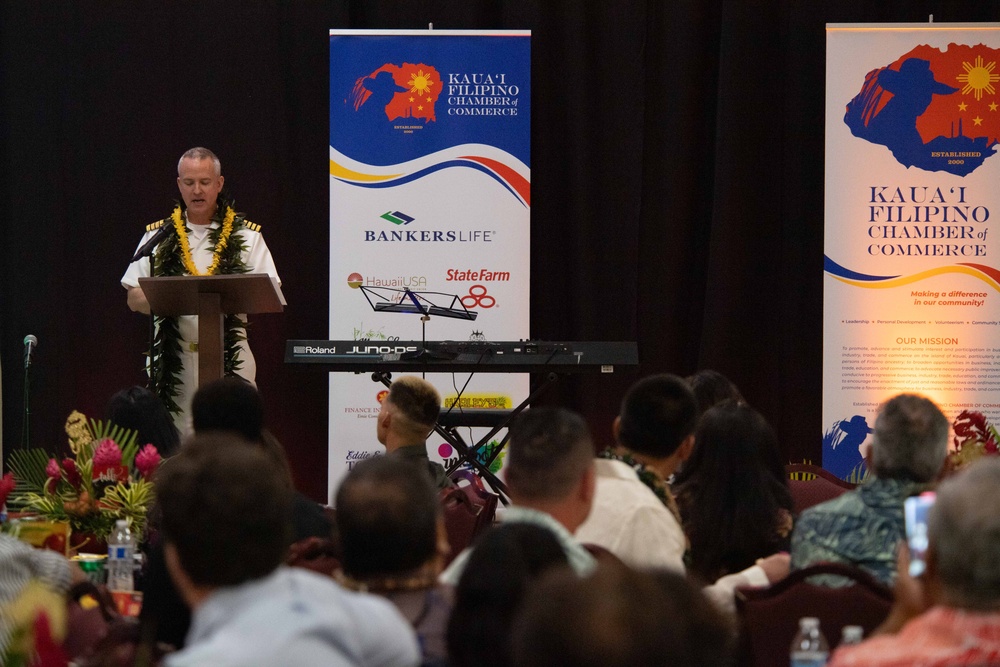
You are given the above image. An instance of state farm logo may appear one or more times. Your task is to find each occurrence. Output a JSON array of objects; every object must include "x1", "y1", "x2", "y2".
[
  {"x1": 445, "y1": 268, "x2": 510, "y2": 282},
  {"x1": 461, "y1": 284, "x2": 496, "y2": 309}
]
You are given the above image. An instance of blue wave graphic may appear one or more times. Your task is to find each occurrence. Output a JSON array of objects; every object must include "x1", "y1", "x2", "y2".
[{"x1": 824, "y1": 255, "x2": 899, "y2": 281}]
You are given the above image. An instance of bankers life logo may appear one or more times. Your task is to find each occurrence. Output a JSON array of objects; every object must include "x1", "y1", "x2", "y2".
[{"x1": 364, "y1": 210, "x2": 495, "y2": 243}]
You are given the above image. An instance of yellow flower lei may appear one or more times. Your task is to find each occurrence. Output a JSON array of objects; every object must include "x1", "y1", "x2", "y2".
[{"x1": 170, "y1": 205, "x2": 236, "y2": 276}]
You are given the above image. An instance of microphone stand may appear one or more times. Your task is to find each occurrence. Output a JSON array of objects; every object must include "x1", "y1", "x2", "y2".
[
  {"x1": 21, "y1": 350, "x2": 32, "y2": 450},
  {"x1": 148, "y1": 252, "x2": 158, "y2": 395}
]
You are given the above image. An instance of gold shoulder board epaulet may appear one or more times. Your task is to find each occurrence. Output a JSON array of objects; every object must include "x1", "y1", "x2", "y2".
[
  {"x1": 244, "y1": 220, "x2": 261, "y2": 233},
  {"x1": 146, "y1": 220, "x2": 166, "y2": 233}
]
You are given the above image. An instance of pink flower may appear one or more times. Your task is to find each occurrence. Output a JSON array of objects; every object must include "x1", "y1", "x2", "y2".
[
  {"x1": 954, "y1": 411, "x2": 989, "y2": 451},
  {"x1": 92, "y1": 438, "x2": 123, "y2": 469},
  {"x1": 45, "y1": 458, "x2": 60, "y2": 494},
  {"x1": 135, "y1": 444, "x2": 162, "y2": 480},
  {"x1": 62, "y1": 458, "x2": 82, "y2": 489},
  {"x1": 0, "y1": 472, "x2": 15, "y2": 508}
]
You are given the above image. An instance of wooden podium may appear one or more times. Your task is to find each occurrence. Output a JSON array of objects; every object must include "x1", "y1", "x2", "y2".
[{"x1": 138, "y1": 273, "x2": 285, "y2": 387}]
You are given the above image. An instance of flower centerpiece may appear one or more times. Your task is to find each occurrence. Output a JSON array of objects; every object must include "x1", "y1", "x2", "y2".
[
  {"x1": 945, "y1": 409, "x2": 1000, "y2": 474},
  {"x1": 7, "y1": 410, "x2": 161, "y2": 543},
  {"x1": 0, "y1": 471, "x2": 15, "y2": 518}
]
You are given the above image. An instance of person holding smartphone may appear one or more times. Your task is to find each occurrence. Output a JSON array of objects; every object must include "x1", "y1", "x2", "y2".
[{"x1": 828, "y1": 459, "x2": 1000, "y2": 667}]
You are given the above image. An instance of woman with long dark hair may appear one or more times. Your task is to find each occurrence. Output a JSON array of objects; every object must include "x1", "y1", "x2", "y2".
[{"x1": 673, "y1": 400, "x2": 793, "y2": 582}]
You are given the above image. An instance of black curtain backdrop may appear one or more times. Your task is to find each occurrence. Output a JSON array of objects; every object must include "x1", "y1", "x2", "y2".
[{"x1": 3, "y1": 1, "x2": 998, "y2": 501}]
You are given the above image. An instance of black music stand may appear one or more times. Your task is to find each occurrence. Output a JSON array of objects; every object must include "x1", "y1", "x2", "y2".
[{"x1": 359, "y1": 286, "x2": 477, "y2": 361}]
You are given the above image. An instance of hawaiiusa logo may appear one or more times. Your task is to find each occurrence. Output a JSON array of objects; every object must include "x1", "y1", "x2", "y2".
[
  {"x1": 845, "y1": 45, "x2": 1000, "y2": 175},
  {"x1": 350, "y1": 63, "x2": 441, "y2": 126}
]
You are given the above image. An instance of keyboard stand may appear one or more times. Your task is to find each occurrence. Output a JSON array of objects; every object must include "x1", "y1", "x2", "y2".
[{"x1": 370, "y1": 371, "x2": 561, "y2": 505}]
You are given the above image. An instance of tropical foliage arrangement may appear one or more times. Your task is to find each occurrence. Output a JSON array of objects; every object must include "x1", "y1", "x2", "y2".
[
  {"x1": 946, "y1": 409, "x2": 1000, "y2": 473},
  {"x1": 7, "y1": 410, "x2": 161, "y2": 541}
]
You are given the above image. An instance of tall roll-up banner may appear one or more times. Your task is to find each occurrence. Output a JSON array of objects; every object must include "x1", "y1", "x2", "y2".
[
  {"x1": 825, "y1": 24, "x2": 1000, "y2": 479},
  {"x1": 328, "y1": 30, "x2": 531, "y2": 498}
]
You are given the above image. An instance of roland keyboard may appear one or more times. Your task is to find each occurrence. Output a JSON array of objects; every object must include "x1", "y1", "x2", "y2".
[{"x1": 284, "y1": 340, "x2": 638, "y2": 374}]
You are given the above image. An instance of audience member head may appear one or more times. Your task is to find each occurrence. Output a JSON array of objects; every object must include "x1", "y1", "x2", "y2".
[
  {"x1": 191, "y1": 376, "x2": 264, "y2": 441},
  {"x1": 927, "y1": 459, "x2": 1000, "y2": 611},
  {"x1": 106, "y1": 385, "x2": 181, "y2": 458},
  {"x1": 685, "y1": 369, "x2": 744, "y2": 416},
  {"x1": 335, "y1": 455, "x2": 444, "y2": 586},
  {"x1": 505, "y1": 407, "x2": 596, "y2": 532},
  {"x1": 511, "y1": 563, "x2": 734, "y2": 667},
  {"x1": 616, "y1": 374, "x2": 698, "y2": 462},
  {"x1": 156, "y1": 433, "x2": 293, "y2": 606},
  {"x1": 189, "y1": 377, "x2": 293, "y2": 486},
  {"x1": 377, "y1": 375, "x2": 441, "y2": 450},
  {"x1": 870, "y1": 393, "x2": 948, "y2": 482},
  {"x1": 673, "y1": 401, "x2": 793, "y2": 581},
  {"x1": 447, "y1": 523, "x2": 570, "y2": 667}
]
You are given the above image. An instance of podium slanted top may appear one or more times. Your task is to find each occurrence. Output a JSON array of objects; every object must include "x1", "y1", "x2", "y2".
[{"x1": 138, "y1": 273, "x2": 285, "y2": 317}]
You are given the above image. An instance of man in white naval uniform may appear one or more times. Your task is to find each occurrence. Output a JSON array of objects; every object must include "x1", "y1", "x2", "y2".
[{"x1": 121, "y1": 147, "x2": 280, "y2": 433}]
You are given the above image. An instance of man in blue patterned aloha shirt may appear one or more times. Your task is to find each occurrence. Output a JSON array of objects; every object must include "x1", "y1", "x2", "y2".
[{"x1": 790, "y1": 393, "x2": 948, "y2": 587}]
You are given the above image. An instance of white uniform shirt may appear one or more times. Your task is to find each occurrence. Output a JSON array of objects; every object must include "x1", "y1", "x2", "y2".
[{"x1": 120, "y1": 214, "x2": 280, "y2": 431}]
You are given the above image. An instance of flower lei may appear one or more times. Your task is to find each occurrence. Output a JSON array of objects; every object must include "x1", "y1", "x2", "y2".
[
  {"x1": 170, "y1": 205, "x2": 236, "y2": 276},
  {"x1": 151, "y1": 198, "x2": 250, "y2": 414}
]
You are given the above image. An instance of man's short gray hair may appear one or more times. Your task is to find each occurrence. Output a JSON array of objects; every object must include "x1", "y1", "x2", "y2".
[
  {"x1": 178, "y1": 147, "x2": 221, "y2": 176},
  {"x1": 929, "y1": 459, "x2": 1000, "y2": 611},
  {"x1": 870, "y1": 393, "x2": 948, "y2": 482}
]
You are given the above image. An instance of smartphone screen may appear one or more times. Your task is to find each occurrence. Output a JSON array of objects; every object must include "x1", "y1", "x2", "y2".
[{"x1": 904, "y1": 492, "x2": 936, "y2": 577}]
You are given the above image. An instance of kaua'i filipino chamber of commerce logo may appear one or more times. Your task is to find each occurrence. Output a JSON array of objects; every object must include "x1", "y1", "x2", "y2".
[
  {"x1": 350, "y1": 63, "x2": 441, "y2": 127},
  {"x1": 845, "y1": 45, "x2": 1000, "y2": 176}
]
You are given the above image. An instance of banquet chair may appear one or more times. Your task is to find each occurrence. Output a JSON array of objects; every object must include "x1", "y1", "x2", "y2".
[
  {"x1": 785, "y1": 463, "x2": 857, "y2": 515},
  {"x1": 734, "y1": 562, "x2": 892, "y2": 667},
  {"x1": 440, "y1": 469, "x2": 499, "y2": 566}
]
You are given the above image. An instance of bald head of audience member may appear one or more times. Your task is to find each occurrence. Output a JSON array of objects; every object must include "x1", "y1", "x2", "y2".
[
  {"x1": 377, "y1": 376, "x2": 441, "y2": 452},
  {"x1": 335, "y1": 455, "x2": 446, "y2": 586},
  {"x1": 156, "y1": 433, "x2": 293, "y2": 609},
  {"x1": 871, "y1": 393, "x2": 948, "y2": 483},
  {"x1": 512, "y1": 563, "x2": 734, "y2": 667},
  {"x1": 505, "y1": 407, "x2": 596, "y2": 534}
]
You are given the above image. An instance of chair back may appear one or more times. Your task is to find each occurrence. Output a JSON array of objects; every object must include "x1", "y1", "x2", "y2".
[
  {"x1": 735, "y1": 562, "x2": 892, "y2": 667},
  {"x1": 440, "y1": 469, "x2": 499, "y2": 566},
  {"x1": 785, "y1": 463, "x2": 856, "y2": 514}
]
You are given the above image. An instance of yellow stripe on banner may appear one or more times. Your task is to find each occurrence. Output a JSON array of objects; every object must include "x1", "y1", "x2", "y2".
[
  {"x1": 329, "y1": 159, "x2": 401, "y2": 182},
  {"x1": 833, "y1": 265, "x2": 1000, "y2": 293}
]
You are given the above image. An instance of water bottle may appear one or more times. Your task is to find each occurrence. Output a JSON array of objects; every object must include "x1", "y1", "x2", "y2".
[
  {"x1": 107, "y1": 519, "x2": 135, "y2": 592},
  {"x1": 790, "y1": 617, "x2": 830, "y2": 667},
  {"x1": 840, "y1": 625, "x2": 863, "y2": 647}
]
